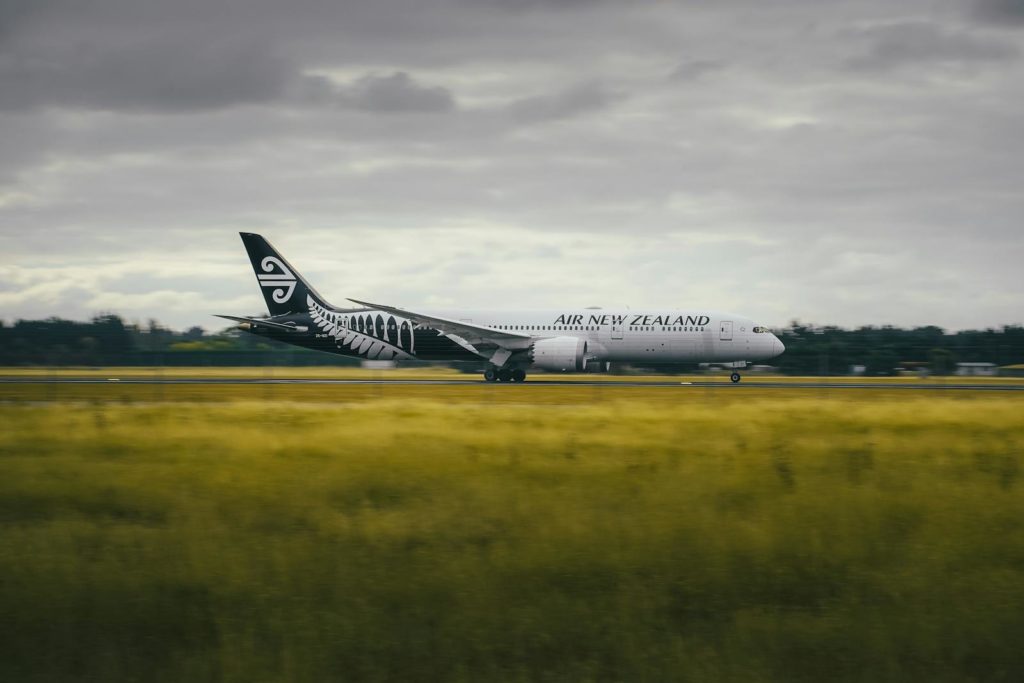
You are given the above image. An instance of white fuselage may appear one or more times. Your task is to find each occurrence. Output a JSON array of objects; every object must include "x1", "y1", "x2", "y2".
[{"x1": 419, "y1": 308, "x2": 784, "y2": 364}]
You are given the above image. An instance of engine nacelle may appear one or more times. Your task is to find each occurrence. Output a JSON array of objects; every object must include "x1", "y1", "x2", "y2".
[{"x1": 530, "y1": 336, "x2": 587, "y2": 372}]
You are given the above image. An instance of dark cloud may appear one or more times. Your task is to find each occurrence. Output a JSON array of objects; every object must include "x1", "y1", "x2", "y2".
[
  {"x1": 296, "y1": 71, "x2": 456, "y2": 113},
  {"x1": 0, "y1": 113, "x2": 54, "y2": 183},
  {"x1": 343, "y1": 72, "x2": 456, "y2": 113},
  {"x1": 0, "y1": 0, "x2": 34, "y2": 40},
  {"x1": 0, "y1": 0, "x2": 453, "y2": 112},
  {"x1": 462, "y1": 0, "x2": 607, "y2": 8},
  {"x1": 845, "y1": 21, "x2": 1019, "y2": 70},
  {"x1": 669, "y1": 59, "x2": 725, "y2": 81},
  {"x1": 0, "y1": 35, "x2": 293, "y2": 111},
  {"x1": 503, "y1": 82, "x2": 620, "y2": 124},
  {"x1": 0, "y1": 0, "x2": 71, "y2": 42},
  {"x1": 972, "y1": 0, "x2": 1024, "y2": 23},
  {"x1": 1, "y1": 16, "x2": 457, "y2": 115}
]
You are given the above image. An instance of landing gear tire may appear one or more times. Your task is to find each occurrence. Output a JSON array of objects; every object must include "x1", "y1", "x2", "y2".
[
  {"x1": 511, "y1": 368, "x2": 527, "y2": 383},
  {"x1": 484, "y1": 367, "x2": 498, "y2": 382},
  {"x1": 498, "y1": 368, "x2": 513, "y2": 383},
  {"x1": 730, "y1": 372, "x2": 742, "y2": 384}
]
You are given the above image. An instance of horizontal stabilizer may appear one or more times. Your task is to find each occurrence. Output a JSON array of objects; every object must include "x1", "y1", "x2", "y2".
[{"x1": 215, "y1": 315, "x2": 308, "y2": 333}]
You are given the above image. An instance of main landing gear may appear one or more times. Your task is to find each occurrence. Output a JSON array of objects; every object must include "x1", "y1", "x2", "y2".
[
  {"x1": 484, "y1": 367, "x2": 527, "y2": 383},
  {"x1": 730, "y1": 372, "x2": 742, "y2": 383}
]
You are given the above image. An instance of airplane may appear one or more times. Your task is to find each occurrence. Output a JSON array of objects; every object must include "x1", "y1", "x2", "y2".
[{"x1": 219, "y1": 233, "x2": 785, "y2": 383}]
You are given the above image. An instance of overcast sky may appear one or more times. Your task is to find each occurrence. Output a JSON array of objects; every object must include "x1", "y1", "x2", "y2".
[{"x1": 1, "y1": 0, "x2": 1022, "y2": 331}]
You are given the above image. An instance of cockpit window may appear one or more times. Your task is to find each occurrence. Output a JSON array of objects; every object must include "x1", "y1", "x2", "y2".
[{"x1": 753, "y1": 326, "x2": 769, "y2": 333}]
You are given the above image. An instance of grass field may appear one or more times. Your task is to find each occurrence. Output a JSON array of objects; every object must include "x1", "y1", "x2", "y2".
[{"x1": 1, "y1": 382, "x2": 1023, "y2": 681}]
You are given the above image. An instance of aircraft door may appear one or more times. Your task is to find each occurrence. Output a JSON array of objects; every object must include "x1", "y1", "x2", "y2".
[{"x1": 720, "y1": 320, "x2": 733, "y2": 341}]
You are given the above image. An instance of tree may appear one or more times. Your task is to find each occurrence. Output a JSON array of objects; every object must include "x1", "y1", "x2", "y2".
[
  {"x1": 865, "y1": 348, "x2": 899, "y2": 376},
  {"x1": 929, "y1": 348, "x2": 955, "y2": 376}
]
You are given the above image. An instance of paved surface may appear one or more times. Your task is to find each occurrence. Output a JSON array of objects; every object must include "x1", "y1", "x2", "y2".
[{"x1": 3, "y1": 377, "x2": 1023, "y2": 391}]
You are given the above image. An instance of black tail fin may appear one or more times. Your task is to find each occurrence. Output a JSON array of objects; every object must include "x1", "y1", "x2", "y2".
[{"x1": 240, "y1": 232, "x2": 332, "y2": 316}]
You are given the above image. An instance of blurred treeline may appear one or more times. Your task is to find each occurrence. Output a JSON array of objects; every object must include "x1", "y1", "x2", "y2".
[
  {"x1": 0, "y1": 315, "x2": 355, "y2": 367},
  {"x1": 1, "y1": 315, "x2": 1022, "y2": 374},
  {"x1": 774, "y1": 322, "x2": 1024, "y2": 375}
]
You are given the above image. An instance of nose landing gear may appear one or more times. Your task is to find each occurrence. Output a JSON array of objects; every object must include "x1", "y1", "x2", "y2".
[{"x1": 730, "y1": 372, "x2": 742, "y2": 383}]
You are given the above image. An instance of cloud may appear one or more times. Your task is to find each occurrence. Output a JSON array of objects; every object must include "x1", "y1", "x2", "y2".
[
  {"x1": 0, "y1": 35, "x2": 294, "y2": 112},
  {"x1": 845, "y1": 21, "x2": 1019, "y2": 71},
  {"x1": 669, "y1": 59, "x2": 725, "y2": 82},
  {"x1": 300, "y1": 71, "x2": 456, "y2": 113},
  {"x1": 0, "y1": 2, "x2": 458, "y2": 116},
  {"x1": 462, "y1": 0, "x2": 608, "y2": 9},
  {"x1": 971, "y1": 0, "x2": 1024, "y2": 24},
  {"x1": 503, "y1": 82, "x2": 620, "y2": 124},
  {"x1": 345, "y1": 72, "x2": 456, "y2": 112},
  {"x1": 0, "y1": 0, "x2": 36, "y2": 41},
  {"x1": 0, "y1": 0, "x2": 469, "y2": 113}
]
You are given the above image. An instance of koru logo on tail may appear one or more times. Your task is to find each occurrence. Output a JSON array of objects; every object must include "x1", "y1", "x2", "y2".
[{"x1": 257, "y1": 256, "x2": 297, "y2": 303}]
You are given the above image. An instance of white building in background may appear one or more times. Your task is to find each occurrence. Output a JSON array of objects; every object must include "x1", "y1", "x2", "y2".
[{"x1": 955, "y1": 362, "x2": 998, "y2": 376}]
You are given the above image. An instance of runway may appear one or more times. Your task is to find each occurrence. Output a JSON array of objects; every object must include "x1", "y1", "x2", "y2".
[{"x1": 3, "y1": 377, "x2": 1023, "y2": 391}]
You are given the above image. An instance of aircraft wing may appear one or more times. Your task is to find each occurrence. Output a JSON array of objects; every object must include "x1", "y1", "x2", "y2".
[
  {"x1": 346, "y1": 298, "x2": 532, "y2": 348},
  {"x1": 215, "y1": 315, "x2": 308, "y2": 333}
]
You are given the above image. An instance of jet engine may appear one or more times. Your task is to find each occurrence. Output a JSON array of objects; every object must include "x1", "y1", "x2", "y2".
[{"x1": 529, "y1": 336, "x2": 588, "y2": 372}]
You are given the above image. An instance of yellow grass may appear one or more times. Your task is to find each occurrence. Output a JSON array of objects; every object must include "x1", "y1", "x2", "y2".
[{"x1": 1, "y1": 389, "x2": 1023, "y2": 681}]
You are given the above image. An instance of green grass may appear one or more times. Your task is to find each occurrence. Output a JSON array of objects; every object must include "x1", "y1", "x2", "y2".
[{"x1": 1, "y1": 394, "x2": 1024, "y2": 681}]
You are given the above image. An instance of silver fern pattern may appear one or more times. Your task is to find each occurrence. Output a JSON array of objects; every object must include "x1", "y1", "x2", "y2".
[{"x1": 307, "y1": 295, "x2": 416, "y2": 361}]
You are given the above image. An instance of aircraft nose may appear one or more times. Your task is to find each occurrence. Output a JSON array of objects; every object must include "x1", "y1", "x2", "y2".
[{"x1": 773, "y1": 336, "x2": 785, "y2": 356}]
